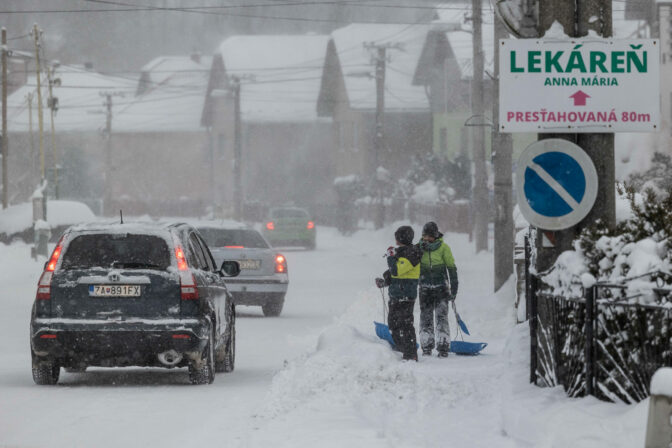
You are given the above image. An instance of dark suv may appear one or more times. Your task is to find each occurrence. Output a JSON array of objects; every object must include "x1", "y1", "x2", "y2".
[{"x1": 30, "y1": 222, "x2": 239, "y2": 385}]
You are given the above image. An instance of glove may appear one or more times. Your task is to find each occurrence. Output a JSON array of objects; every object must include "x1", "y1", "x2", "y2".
[
  {"x1": 386, "y1": 246, "x2": 395, "y2": 257},
  {"x1": 375, "y1": 277, "x2": 386, "y2": 288}
]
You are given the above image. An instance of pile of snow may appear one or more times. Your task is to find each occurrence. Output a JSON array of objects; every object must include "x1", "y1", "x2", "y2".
[
  {"x1": 411, "y1": 179, "x2": 441, "y2": 204},
  {"x1": 0, "y1": 200, "x2": 96, "y2": 236},
  {"x1": 650, "y1": 368, "x2": 672, "y2": 397}
]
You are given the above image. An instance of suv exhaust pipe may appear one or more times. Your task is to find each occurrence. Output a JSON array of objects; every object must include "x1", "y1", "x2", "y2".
[{"x1": 158, "y1": 350, "x2": 183, "y2": 366}]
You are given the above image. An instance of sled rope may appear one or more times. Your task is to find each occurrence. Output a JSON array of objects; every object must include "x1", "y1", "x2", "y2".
[{"x1": 379, "y1": 287, "x2": 388, "y2": 323}]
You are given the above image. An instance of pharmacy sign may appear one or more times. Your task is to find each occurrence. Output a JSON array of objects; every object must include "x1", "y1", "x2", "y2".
[{"x1": 499, "y1": 39, "x2": 660, "y2": 133}]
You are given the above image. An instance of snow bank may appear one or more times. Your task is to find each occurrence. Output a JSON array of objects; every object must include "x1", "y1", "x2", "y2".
[
  {"x1": 499, "y1": 323, "x2": 648, "y2": 447},
  {"x1": 0, "y1": 200, "x2": 96, "y2": 235}
]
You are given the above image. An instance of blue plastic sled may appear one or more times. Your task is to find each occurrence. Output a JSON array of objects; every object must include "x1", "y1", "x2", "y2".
[
  {"x1": 374, "y1": 321, "x2": 395, "y2": 346},
  {"x1": 374, "y1": 321, "x2": 487, "y2": 355},
  {"x1": 449, "y1": 341, "x2": 488, "y2": 355}
]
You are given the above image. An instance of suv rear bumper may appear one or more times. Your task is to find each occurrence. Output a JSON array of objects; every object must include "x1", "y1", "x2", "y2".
[{"x1": 31, "y1": 317, "x2": 210, "y2": 367}]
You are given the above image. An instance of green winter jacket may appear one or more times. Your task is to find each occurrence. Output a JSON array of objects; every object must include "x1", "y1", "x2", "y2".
[{"x1": 418, "y1": 237, "x2": 458, "y2": 296}]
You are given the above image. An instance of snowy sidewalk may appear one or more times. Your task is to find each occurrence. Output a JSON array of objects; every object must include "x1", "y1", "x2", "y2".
[{"x1": 239, "y1": 230, "x2": 648, "y2": 448}]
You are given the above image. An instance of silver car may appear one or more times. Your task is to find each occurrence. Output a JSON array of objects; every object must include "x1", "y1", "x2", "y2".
[{"x1": 196, "y1": 222, "x2": 288, "y2": 317}]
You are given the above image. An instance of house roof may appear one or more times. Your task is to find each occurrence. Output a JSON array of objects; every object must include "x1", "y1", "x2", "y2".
[
  {"x1": 215, "y1": 34, "x2": 330, "y2": 123},
  {"x1": 114, "y1": 55, "x2": 212, "y2": 132},
  {"x1": 7, "y1": 65, "x2": 136, "y2": 133},
  {"x1": 416, "y1": 3, "x2": 646, "y2": 85},
  {"x1": 325, "y1": 23, "x2": 430, "y2": 111},
  {"x1": 430, "y1": 5, "x2": 496, "y2": 81}
]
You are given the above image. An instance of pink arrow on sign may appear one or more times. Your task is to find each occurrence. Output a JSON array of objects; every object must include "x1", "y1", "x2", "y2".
[{"x1": 569, "y1": 90, "x2": 590, "y2": 106}]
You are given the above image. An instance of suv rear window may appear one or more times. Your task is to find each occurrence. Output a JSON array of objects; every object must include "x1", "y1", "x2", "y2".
[
  {"x1": 271, "y1": 209, "x2": 309, "y2": 219},
  {"x1": 197, "y1": 228, "x2": 269, "y2": 249},
  {"x1": 60, "y1": 234, "x2": 171, "y2": 270}
]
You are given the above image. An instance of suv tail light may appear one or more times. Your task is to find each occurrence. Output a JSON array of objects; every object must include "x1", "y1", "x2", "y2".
[
  {"x1": 36, "y1": 271, "x2": 54, "y2": 300},
  {"x1": 275, "y1": 254, "x2": 287, "y2": 274},
  {"x1": 175, "y1": 246, "x2": 199, "y2": 300},
  {"x1": 36, "y1": 238, "x2": 64, "y2": 300},
  {"x1": 266, "y1": 221, "x2": 275, "y2": 230},
  {"x1": 307, "y1": 221, "x2": 315, "y2": 230}
]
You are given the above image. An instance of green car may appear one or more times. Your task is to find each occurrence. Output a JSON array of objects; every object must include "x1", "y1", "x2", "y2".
[{"x1": 262, "y1": 207, "x2": 316, "y2": 250}]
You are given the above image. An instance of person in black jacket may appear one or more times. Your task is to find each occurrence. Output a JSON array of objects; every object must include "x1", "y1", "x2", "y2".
[{"x1": 375, "y1": 226, "x2": 422, "y2": 361}]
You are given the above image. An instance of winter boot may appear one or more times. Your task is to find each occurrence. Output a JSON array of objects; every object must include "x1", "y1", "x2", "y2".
[
  {"x1": 402, "y1": 352, "x2": 418, "y2": 362},
  {"x1": 422, "y1": 349, "x2": 432, "y2": 356}
]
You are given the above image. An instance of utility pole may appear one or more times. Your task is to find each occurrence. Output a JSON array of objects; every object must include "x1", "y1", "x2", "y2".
[
  {"x1": 2, "y1": 27, "x2": 8, "y2": 209},
  {"x1": 46, "y1": 64, "x2": 59, "y2": 199},
  {"x1": 373, "y1": 46, "x2": 385, "y2": 171},
  {"x1": 231, "y1": 75, "x2": 242, "y2": 221},
  {"x1": 364, "y1": 42, "x2": 401, "y2": 229},
  {"x1": 493, "y1": 14, "x2": 515, "y2": 291},
  {"x1": 32, "y1": 24, "x2": 45, "y2": 182},
  {"x1": 534, "y1": 0, "x2": 614, "y2": 271},
  {"x1": 26, "y1": 92, "x2": 35, "y2": 186},
  {"x1": 471, "y1": 0, "x2": 489, "y2": 253},
  {"x1": 372, "y1": 45, "x2": 386, "y2": 230}
]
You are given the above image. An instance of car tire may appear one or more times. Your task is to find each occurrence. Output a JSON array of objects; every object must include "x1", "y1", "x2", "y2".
[
  {"x1": 32, "y1": 356, "x2": 60, "y2": 385},
  {"x1": 262, "y1": 294, "x2": 285, "y2": 317},
  {"x1": 216, "y1": 305, "x2": 235, "y2": 373},
  {"x1": 189, "y1": 327, "x2": 215, "y2": 385},
  {"x1": 307, "y1": 241, "x2": 316, "y2": 250}
]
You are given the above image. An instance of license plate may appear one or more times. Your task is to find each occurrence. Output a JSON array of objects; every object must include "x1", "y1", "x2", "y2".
[
  {"x1": 238, "y1": 259, "x2": 261, "y2": 270},
  {"x1": 89, "y1": 285, "x2": 141, "y2": 297}
]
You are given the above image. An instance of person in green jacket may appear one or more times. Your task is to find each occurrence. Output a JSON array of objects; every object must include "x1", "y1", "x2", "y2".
[
  {"x1": 418, "y1": 221, "x2": 458, "y2": 357},
  {"x1": 375, "y1": 226, "x2": 422, "y2": 361}
]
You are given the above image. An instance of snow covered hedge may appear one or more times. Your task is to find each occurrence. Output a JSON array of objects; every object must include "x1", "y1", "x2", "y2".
[{"x1": 543, "y1": 183, "x2": 672, "y2": 300}]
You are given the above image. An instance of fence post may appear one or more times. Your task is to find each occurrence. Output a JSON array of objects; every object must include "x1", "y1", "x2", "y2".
[
  {"x1": 529, "y1": 273, "x2": 538, "y2": 385},
  {"x1": 584, "y1": 285, "x2": 595, "y2": 396},
  {"x1": 525, "y1": 235, "x2": 531, "y2": 320},
  {"x1": 645, "y1": 368, "x2": 672, "y2": 447}
]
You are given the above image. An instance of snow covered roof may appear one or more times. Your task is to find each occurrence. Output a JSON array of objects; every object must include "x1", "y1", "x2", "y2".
[
  {"x1": 114, "y1": 55, "x2": 212, "y2": 133},
  {"x1": 433, "y1": 5, "x2": 495, "y2": 80},
  {"x1": 217, "y1": 35, "x2": 329, "y2": 123},
  {"x1": 329, "y1": 23, "x2": 429, "y2": 111},
  {"x1": 429, "y1": 3, "x2": 645, "y2": 81},
  {"x1": 7, "y1": 65, "x2": 136, "y2": 133}
]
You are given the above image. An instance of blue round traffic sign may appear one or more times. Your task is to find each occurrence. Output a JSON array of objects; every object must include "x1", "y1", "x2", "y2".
[{"x1": 516, "y1": 139, "x2": 598, "y2": 230}]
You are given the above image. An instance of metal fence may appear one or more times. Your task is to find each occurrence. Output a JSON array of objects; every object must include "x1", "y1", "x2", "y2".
[{"x1": 529, "y1": 273, "x2": 672, "y2": 403}]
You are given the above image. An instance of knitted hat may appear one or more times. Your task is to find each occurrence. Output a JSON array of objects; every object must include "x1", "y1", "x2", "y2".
[{"x1": 394, "y1": 226, "x2": 414, "y2": 245}]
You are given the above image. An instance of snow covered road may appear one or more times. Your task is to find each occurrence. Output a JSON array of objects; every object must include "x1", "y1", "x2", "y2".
[{"x1": 0, "y1": 225, "x2": 651, "y2": 447}]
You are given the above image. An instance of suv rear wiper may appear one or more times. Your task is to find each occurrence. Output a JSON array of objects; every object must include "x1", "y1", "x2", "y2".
[{"x1": 110, "y1": 262, "x2": 164, "y2": 269}]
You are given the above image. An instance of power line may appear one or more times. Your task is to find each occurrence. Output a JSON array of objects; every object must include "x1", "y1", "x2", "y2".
[{"x1": 0, "y1": 0, "x2": 474, "y2": 24}]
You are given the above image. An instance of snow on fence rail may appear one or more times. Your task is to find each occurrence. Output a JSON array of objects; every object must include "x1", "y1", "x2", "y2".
[
  {"x1": 529, "y1": 274, "x2": 672, "y2": 403},
  {"x1": 353, "y1": 199, "x2": 471, "y2": 234}
]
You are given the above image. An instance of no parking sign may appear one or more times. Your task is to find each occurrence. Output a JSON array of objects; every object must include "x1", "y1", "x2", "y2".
[{"x1": 516, "y1": 139, "x2": 598, "y2": 230}]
